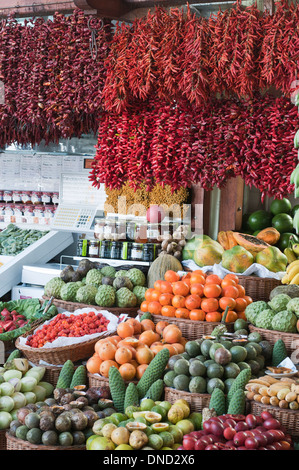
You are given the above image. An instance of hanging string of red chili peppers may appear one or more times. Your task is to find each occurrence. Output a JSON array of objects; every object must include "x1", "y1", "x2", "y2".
[
  {"x1": 0, "y1": 9, "x2": 110, "y2": 147},
  {"x1": 90, "y1": 93, "x2": 299, "y2": 200}
]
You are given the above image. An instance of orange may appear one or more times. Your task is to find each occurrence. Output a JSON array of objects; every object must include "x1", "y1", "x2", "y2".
[
  {"x1": 205, "y1": 274, "x2": 222, "y2": 285},
  {"x1": 244, "y1": 295, "x2": 253, "y2": 306},
  {"x1": 159, "y1": 293, "x2": 174, "y2": 306},
  {"x1": 219, "y1": 297, "x2": 236, "y2": 311},
  {"x1": 97, "y1": 341, "x2": 117, "y2": 361},
  {"x1": 201, "y1": 297, "x2": 219, "y2": 313},
  {"x1": 164, "y1": 270, "x2": 180, "y2": 283},
  {"x1": 150, "y1": 290, "x2": 162, "y2": 302},
  {"x1": 115, "y1": 347, "x2": 133, "y2": 365},
  {"x1": 161, "y1": 305, "x2": 176, "y2": 317},
  {"x1": 172, "y1": 281, "x2": 190, "y2": 297},
  {"x1": 136, "y1": 364, "x2": 149, "y2": 379},
  {"x1": 175, "y1": 308, "x2": 190, "y2": 319},
  {"x1": 100, "y1": 360, "x2": 119, "y2": 378},
  {"x1": 190, "y1": 272, "x2": 206, "y2": 285},
  {"x1": 234, "y1": 297, "x2": 248, "y2": 312},
  {"x1": 223, "y1": 310, "x2": 238, "y2": 323},
  {"x1": 145, "y1": 288, "x2": 155, "y2": 301},
  {"x1": 237, "y1": 311, "x2": 247, "y2": 320},
  {"x1": 153, "y1": 280, "x2": 163, "y2": 292},
  {"x1": 222, "y1": 285, "x2": 239, "y2": 299},
  {"x1": 140, "y1": 318, "x2": 156, "y2": 331},
  {"x1": 126, "y1": 318, "x2": 142, "y2": 335},
  {"x1": 86, "y1": 355, "x2": 103, "y2": 374},
  {"x1": 185, "y1": 294, "x2": 202, "y2": 310},
  {"x1": 189, "y1": 309, "x2": 206, "y2": 321},
  {"x1": 140, "y1": 301, "x2": 149, "y2": 312},
  {"x1": 147, "y1": 301, "x2": 162, "y2": 315},
  {"x1": 118, "y1": 363, "x2": 136, "y2": 381},
  {"x1": 172, "y1": 295, "x2": 186, "y2": 308},
  {"x1": 224, "y1": 273, "x2": 239, "y2": 284},
  {"x1": 158, "y1": 281, "x2": 173, "y2": 294},
  {"x1": 190, "y1": 283, "x2": 205, "y2": 297},
  {"x1": 236, "y1": 284, "x2": 246, "y2": 298},
  {"x1": 221, "y1": 278, "x2": 238, "y2": 289},
  {"x1": 139, "y1": 329, "x2": 160, "y2": 347},
  {"x1": 117, "y1": 322, "x2": 135, "y2": 339},
  {"x1": 205, "y1": 311, "x2": 222, "y2": 322},
  {"x1": 136, "y1": 345, "x2": 155, "y2": 364},
  {"x1": 155, "y1": 320, "x2": 170, "y2": 335},
  {"x1": 203, "y1": 283, "x2": 222, "y2": 298}
]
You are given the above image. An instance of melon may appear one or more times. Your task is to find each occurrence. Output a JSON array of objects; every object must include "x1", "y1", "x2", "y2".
[{"x1": 147, "y1": 254, "x2": 182, "y2": 288}]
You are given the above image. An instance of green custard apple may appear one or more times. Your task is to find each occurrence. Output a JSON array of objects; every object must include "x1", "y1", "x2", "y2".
[
  {"x1": 95, "y1": 285, "x2": 116, "y2": 308},
  {"x1": 271, "y1": 310, "x2": 297, "y2": 333},
  {"x1": 116, "y1": 287, "x2": 138, "y2": 308},
  {"x1": 126, "y1": 268, "x2": 146, "y2": 287},
  {"x1": 254, "y1": 309, "x2": 276, "y2": 330},
  {"x1": 60, "y1": 282, "x2": 81, "y2": 302},
  {"x1": 85, "y1": 269, "x2": 103, "y2": 287},
  {"x1": 76, "y1": 285, "x2": 98, "y2": 305},
  {"x1": 44, "y1": 277, "x2": 65, "y2": 299}
]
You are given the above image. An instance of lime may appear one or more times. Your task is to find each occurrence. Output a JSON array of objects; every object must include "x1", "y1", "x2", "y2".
[
  {"x1": 248, "y1": 210, "x2": 272, "y2": 231},
  {"x1": 148, "y1": 434, "x2": 164, "y2": 450},
  {"x1": 140, "y1": 399, "x2": 155, "y2": 411},
  {"x1": 272, "y1": 213, "x2": 293, "y2": 234},
  {"x1": 270, "y1": 198, "x2": 292, "y2": 215},
  {"x1": 159, "y1": 431, "x2": 175, "y2": 448}
]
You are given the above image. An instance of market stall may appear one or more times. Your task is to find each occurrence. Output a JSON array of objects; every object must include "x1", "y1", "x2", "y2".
[{"x1": 0, "y1": 0, "x2": 298, "y2": 454}]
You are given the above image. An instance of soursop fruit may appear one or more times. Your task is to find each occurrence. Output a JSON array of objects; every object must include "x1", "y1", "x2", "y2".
[
  {"x1": 271, "y1": 310, "x2": 297, "y2": 333},
  {"x1": 244, "y1": 301, "x2": 268, "y2": 324},
  {"x1": 101, "y1": 266, "x2": 116, "y2": 278},
  {"x1": 133, "y1": 286, "x2": 147, "y2": 306},
  {"x1": 126, "y1": 268, "x2": 146, "y2": 287},
  {"x1": 44, "y1": 277, "x2": 65, "y2": 299},
  {"x1": 115, "y1": 287, "x2": 138, "y2": 308},
  {"x1": 255, "y1": 309, "x2": 276, "y2": 329},
  {"x1": 85, "y1": 269, "x2": 103, "y2": 287},
  {"x1": 60, "y1": 282, "x2": 81, "y2": 302},
  {"x1": 268, "y1": 294, "x2": 291, "y2": 313},
  {"x1": 76, "y1": 285, "x2": 98, "y2": 305},
  {"x1": 95, "y1": 285, "x2": 116, "y2": 308},
  {"x1": 113, "y1": 276, "x2": 133, "y2": 291},
  {"x1": 115, "y1": 270, "x2": 128, "y2": 278}
]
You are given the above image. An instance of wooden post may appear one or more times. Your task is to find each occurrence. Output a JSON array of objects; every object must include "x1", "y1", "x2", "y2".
[{"x1": 218, "y1": 176, "x2": 244, "y2": 232}]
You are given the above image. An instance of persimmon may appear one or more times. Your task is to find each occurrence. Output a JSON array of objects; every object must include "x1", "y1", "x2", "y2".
[
  {"x1": 203, "y1": 283, "x2": 222, "y2": 298},
  {"x1": 234, "y1": 297, "x2": 248, "y2": 312},
  {"x1": 222, "y1": 285, "x2": 239, "y2": 299},
  {"x1": 190, "y1": 283, "x2": 205, "y2": 297},
  {"x1": 115, "y1": 347, "x2": 133, "y2": 365},
  {"x1": 99, "y1": 360, "x2": 119, "y2": 378},
  {"x1": 205, "y1": 274, "x2": 222, "y2": 285},
  {"x1": 219, "y1": 297, "x2": 236, "y2": 311},
  {"x1": 223, "y1": 310, "x2": 238, "y2": 323},
  {"x1": 175, "y1": 308, "x2": 190, "y2": 319},
  {"x1": 172, "y1": 281, "x2": 190, "y2": 297},
  {"x1": 236, "y1": 284, "x2": 246, "y2": 297},
  {"x1": 117, "y1": 322, "x2": 135, "y2": 339},
  {"x1": 185, "y1": 294, "x2": 202, "y2": 310},
  {"x1": 189, "y1": 309, "x2": 206, "y2": 321},
  {"x1": 147, "y1": 301, "x2": 162, "y2": 315},
  {"x1": 140, "y1": 301, "x2": 149, "y2": 312},
  {"x1": 140, "y1": 318, "x2": 155, "y2": 331},
  {"x1": 164, "y1": 270, "x2": 180, "y2": 283},
  {"x1": 161, "y1": 305, "x2": 176, "y2": 317},
  {"x1": 201, "y1": 297, "x2": 219, "y2": 313},
  {"x1": 172, "y1": 295, "x2": 186, "y2": 308},
  {"x1": 205, "y1": 311, "x2": 222, "y2": 322},
  {"x1": 118, "y1": 363, "x2": 136, "y2": 380},
  {"x1": 86, "y1": 355, "x2": 103, "y2": 374},
  {"x1": 159, "y1": 293, "x2": 174, "y2": 306}
]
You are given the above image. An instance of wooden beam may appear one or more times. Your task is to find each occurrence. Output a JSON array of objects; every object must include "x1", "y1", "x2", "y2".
[
  {"x1": 263, "y1": 0, "x2": 275, "y2": 14},
  {"x1": 0, "y1": 1, "x2": 82, "y2": 17},
  {"x1": 190, "y1": 184, "x2": 205, "y2": 236},
  {"x1": 218, "y1": 176, "x2": 244, "y2": 232}
]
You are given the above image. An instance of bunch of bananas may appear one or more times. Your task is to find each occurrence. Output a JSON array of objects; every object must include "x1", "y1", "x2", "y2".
[{"x1": 282, "y1": 258, "x2": 299, "y2": 285}]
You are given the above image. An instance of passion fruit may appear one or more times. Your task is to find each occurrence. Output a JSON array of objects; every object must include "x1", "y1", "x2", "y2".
[
  {"x1": 144, "y1": 411, "x2": 162, "y2": 424},
  {"x1": 126, "y1": 421, "x2": 147, "y2": 432},
  {"x1": 151, "y1": 422, "x2": 170, "y2": 433}
]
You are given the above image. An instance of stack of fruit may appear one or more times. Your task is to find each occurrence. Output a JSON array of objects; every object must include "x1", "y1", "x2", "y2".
[
  {"x1": 140, "y1": 270, "x2": 252, "y2": 323},
  {"x1": 86, "y1": 317, "x2": 187, "y2": 381},
  {"x1": 245, "y1": 374, "x2": 299, "y2": 410}
]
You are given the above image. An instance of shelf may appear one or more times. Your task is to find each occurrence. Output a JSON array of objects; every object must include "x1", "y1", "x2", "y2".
[{"x1": 60, "y1": 255, "x2": 151, "y2": 269}]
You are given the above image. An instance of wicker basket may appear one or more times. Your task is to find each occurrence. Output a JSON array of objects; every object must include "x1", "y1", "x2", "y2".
[
  {"x1": 248, "y1": 401, "x2": 299, "y2": 438},
  {"x1": 43, "y1": 296, "x2": 138, "y2": 318},
  {"x1": 140, "y1": 311, "x2": 234, "y2": 340},
  {"x1": 88, "y1": 372, "x2": 137, "y2": 388},
  {"x1": 0, "y1": 430, "x2": 7, "y2": 451},
  {"x1": 5, "y1": 433, "x2": 86, "y2": 450},
  {"x1": 30, "y1": 363, "x2": 82, "y2": 387},
  {"x1": 248, "y1": 324, "x2": 298, "y2": 357},
  {"x1": 237, "y1": 276, "x2": 281, "y2": 302},
  {"x1": 164, "y1": 387, "x2": 211, "y2": 412},
  {"x1": 15, "y1": 329, "x2": 115, "y2": 365}
]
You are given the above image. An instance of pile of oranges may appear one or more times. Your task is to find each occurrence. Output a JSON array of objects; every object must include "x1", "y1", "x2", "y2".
[
  {"x1": 86, "y1": 317, "x2": 186, "y2": 381},
  {"x1": 140, "y1": 270, "x2": 253, "y2": 323}
]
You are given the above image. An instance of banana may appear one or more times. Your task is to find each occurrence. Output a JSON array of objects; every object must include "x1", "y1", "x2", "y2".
[
  {"x1": 284, "y1": 248, "x2": 297, "y2": 264},
  {"x1": 287, "y1": 264, "x2": 299, "y2": 281},
  {"x1": 281, "y1": 273, "x2": 290, "y2": 285},
  {"x1": 293, "y1": 244, "x2": 299, "y2": 256},
  {"x1": 293, "y1": 209, "x2": 299, "y2": 234},
  {"x1": 286, "y1": 259, "x2": 299, "y2": 273},
  {"x1": 290, "y1": 273, "x2": 299, "y2": 285}
]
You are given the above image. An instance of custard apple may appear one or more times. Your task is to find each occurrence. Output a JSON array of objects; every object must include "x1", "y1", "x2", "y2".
[
  {"x1": 126, "y1": 268, "x2": 146, "y2": 287},
  {"x1": 268, "y1": 294, "x2": 292, "y2": 313},
  {"x1": 115, "y1": 270, "x2": 128, "y2": 278},
  {"x1": 85, "y1": 269, "x2": 103, "y2": 287},
  {"x1": 271, "y1": 310, "x2": 297, "y2": 333},
  {"x1": 255, "y1": 309, "x2": 276, "y2": 329},
  {"x1": 286, "y1": 298, "x2": 299, "y2": 318},
  {"x1": 113, "y1": 276, "x2": 133, "y2": 291},
  {"x1": 95, "y1": 285, "x2": 116, "y2": 308},
  {"x1": 101, "y1": 266, "x2": 116, "y2": 278},
  {"x1": 116, "y1": 287, "x2": 138, "y2": 308},
  {"x1": 44, "y1": 277, "x2": 65, "y2": 299},
  {"x1": 76, "y1": 285, "x2": 98, "y2": 305},
  {"x1": 244, "y1": 301, "x2": 268, "y2": 324},
  {"x1": 60, "y1": 282, "x2": 81, "y2": 302},
  {"x1": 133, "y1": 286, "x2": 147, "y2": 306}
]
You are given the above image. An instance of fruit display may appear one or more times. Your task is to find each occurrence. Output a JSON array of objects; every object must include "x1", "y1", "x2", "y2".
[
  {"x1": 163, "y1": 328, "x2": 274, "y2": 396},
  {"x1": 86, "y1": 317, "x2": 187, "y2": 381},
  {"x1": 282, "y1": 259, "x2": 299, "y2": 286},
  {"x1": 25, "y1": 311, "x2": 111, "y2": 348},
  {"x1": 179, "y1": 411, "x2": 293, "y2": 450},
  {"x1": 45, "y1": 263, "x2": 147, "y2": 308},
  {"x1": 245, "y1": 294, "x2": 299, "y2": 333},
  {"x1": 141, "y1": 269, "x2": 251, "y2": 323},
  {"x1": 245, "y1": 375, "x2": 299, "y2": 410},
  {"x1": 87, "y1": 398, "x2": 202, "y2": 451},
  {"x1": 0, "y1": 224, "x2": 48, "y2": 256}
]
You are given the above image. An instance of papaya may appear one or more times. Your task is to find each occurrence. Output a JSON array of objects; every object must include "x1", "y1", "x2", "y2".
[
  {"x1": 192, "y1": 238, "x2": 224, "y2": 267},
  {"x1": 256, "y1": 227, "x2": 280, "y2": 246},
  {"x1": 182, "y1": 235, "x2": 212, "y2": 261},
  {"x1": 232, "y1": 232, "x2": 269, "y2": 254},
  {"x1": 255, "y1": 246, "x2": 288, "y2": 273},
  {"x1": 221, "y1": 245, "x2": 254, "y2": 273},
  {"x1": 226, "y1": 231, "x2": 238, "y2": 249},
  {"x1": 217, "y1": 231, "x2": 229, "y2": 250}
]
